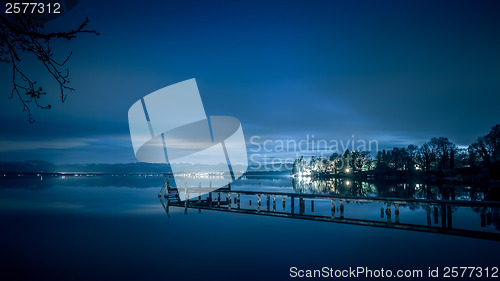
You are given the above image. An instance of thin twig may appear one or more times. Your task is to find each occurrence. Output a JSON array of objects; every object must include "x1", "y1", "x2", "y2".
[{"x1": 0, "y1": 13, "x2": 98, "y2": 122}]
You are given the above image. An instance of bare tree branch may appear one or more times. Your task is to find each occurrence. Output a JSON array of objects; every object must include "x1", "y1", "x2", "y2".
[{"x1": 0, "y1": 12, "x2": 98, "y2": 123}]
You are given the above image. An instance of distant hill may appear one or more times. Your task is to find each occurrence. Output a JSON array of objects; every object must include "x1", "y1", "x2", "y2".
[
  {"x1": 0, "y1": 161, "x2": 171, "y2": 174},
  {"x1": 0, "y1": 161, "x2": 258, "y2": 174}
]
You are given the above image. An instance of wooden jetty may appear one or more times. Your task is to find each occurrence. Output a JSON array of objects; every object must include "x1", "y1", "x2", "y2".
[{"x1": 158, "y1": 181, "x2": 500, "y2": 241}]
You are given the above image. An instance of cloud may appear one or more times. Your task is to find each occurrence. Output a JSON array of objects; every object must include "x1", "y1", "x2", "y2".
[
  {"x1": 0, "y1": 134, "x2": 132, "y2": 152},
  {"x1": 0, "y1": 137, "x2": 96, "y2": 152}
]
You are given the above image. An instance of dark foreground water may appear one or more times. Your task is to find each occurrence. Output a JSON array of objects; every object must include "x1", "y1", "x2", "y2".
[{"x1": 0, "y1": 175, "x2": 499, "y2": 281}]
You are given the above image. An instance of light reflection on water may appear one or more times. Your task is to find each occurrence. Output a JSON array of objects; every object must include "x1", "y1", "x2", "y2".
[
  {"x1": 1, "y1": 175, "x2": 499, "y2": 232},
  {"x1": 289, "y1": 177, "x2": 498, "y2": 201},
  {"x1": 162, "y1": 180, "x2": 500, "y2": 237},
  {"x1": 0, "y1": 175, "x2": 499, "y2": 281}
]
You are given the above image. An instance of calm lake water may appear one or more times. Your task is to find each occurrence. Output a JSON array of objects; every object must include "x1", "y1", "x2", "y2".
[{"x1": 0, "y1": 175, "x2": 499, "y2": 281}]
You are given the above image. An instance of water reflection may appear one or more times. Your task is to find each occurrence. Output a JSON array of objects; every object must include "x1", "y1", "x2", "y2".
[
  {"x1": 0, "y1": 174, "x2": 169, "y2": 189},
  {"x1": 292, "y1": 177, "x2": 500, "y2": 201},
  {"x1": 160, "y1": 184, "x2": 500, "y2": 241}
]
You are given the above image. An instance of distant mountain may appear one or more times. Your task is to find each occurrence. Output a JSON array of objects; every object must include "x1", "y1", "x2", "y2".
[
  {"x1": 0, "y1": 161, "x2": 171, "y2": 174},
  {"x1": 0, "y1": 161, "x2": 258, "y2": 174},
  {"x1": 0, "y1": 160, "x2": 57, "y2": 173}
]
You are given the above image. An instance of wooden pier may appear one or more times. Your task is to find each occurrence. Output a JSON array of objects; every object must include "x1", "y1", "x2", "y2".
[{"x1": 158, "y1": 182, "x2": 500, "y2": 241}]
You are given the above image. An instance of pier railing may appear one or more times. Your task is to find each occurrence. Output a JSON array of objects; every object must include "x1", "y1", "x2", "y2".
[{"x1": 158, "y1": 182, "x2": 500, "y2": 241}]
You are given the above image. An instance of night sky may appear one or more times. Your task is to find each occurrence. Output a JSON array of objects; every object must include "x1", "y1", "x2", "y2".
[{"x1": 1, "y1": 0, "x2": 499, "y2": 164}]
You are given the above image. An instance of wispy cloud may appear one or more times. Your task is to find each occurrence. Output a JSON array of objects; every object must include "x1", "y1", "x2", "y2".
[
  {"x1": 0, "y1": 134, "x2": 132, "y2": 152},
  {"x1": 0, "y1": 138, "x2": 96, "y2": 152}
]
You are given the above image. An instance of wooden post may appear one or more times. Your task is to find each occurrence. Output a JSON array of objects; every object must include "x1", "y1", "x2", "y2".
[
  {"x1": 340, "y1": 200, "x2": 344, "y2": 218},
  {"x1": 446, "y1": 205, "x2": 452, "y2": 229},
  {"x1": 272, "y1": 198, "x2": 276, "y2": 212},
  {"x1": 434, "y1": 206, "x2": 439, "y2": 224},
  {"x1": 209, "y1": 192, "x2": 213, "y2": 207},
  {"x1": 394, "y1": 203, "x2": 399, "y2": 224},
  {"x1": 228, "y1": 193, "x2": 232, "y2": 210},
  {"x1": 237, "y1": 194, "x2": 240, "y2": 209},
  {"x1": 267, "y1": 195, "x2": 270, "y2": 211},
  {"x1": 165, "y1": 178, "x2": 170, "y2": 198},
  {"x1": 299, "y1": 198, "x2": 304, "y2": 215},
  {"x1": 217, "y1": 191, "x2": 221, "y2": 207},
  {"x1": 257, "y1": 194, "x2": 261, "y2": 212},
  {"x1": 311, "y1": 200, "x2": 314, "y2": 213},
  {"x1": 426, "y1": 205, "x2": 431, "y2": 226},
  {"x1": 198, "y1": 182, "x2": 201, "y2": 203},
  {"x1": 282, "y1": 198, "x2": 286, "y2": 210},
  {"x1": 441, "y1": 205, "x2": 446, "y2": 228},
  {"x1": 331, "y1": 200, "x2": 335, "y2": 219},
  {"x1": 386, "y1": 202, "x2": 391, "y2": 223}
]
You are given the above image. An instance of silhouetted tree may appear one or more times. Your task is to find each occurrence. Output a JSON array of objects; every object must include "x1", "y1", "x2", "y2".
[
  {"x1": 406, "y1": 144, "x2": 419, "y2": 172},
  {"x1": 418, "y1": 143, "x2": 435, "y2": 172},
  {"x1": 429, "y1": 137, "x2": 456, "y2": 171},
  {"x1": 293, "y1": 124, "x2": 499, "y2": 178},
  {"x1": 0, "y1": 8, "x2": 98, "y2": 122},
  {"x1": 392, "y1": 147, "x2": 405, "y2": 170},
  {"x1": 292, "y1": 156, "x2": 307, "y2": 174},
  {"x1": 358, "y1": 151, "x2": 372, "y2": 171},
  {"x1": 454, "y1": 148, "x2": 468, "y2": 168},
  {"x1": 469, "y1": 124, "x2": 500, "y2": 166},
  {"x1": 376, "y1": 151, "x2": 382, "y2": 165}
]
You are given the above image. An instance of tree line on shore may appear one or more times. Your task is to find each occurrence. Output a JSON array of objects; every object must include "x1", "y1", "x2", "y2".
[{"x1": 292, "y1": 124, "x2": 500, "y2": 177}]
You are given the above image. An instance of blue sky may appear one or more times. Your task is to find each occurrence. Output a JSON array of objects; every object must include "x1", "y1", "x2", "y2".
[{"x1": 0, "y1": 0, "x2": 499, "y2": 164}]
